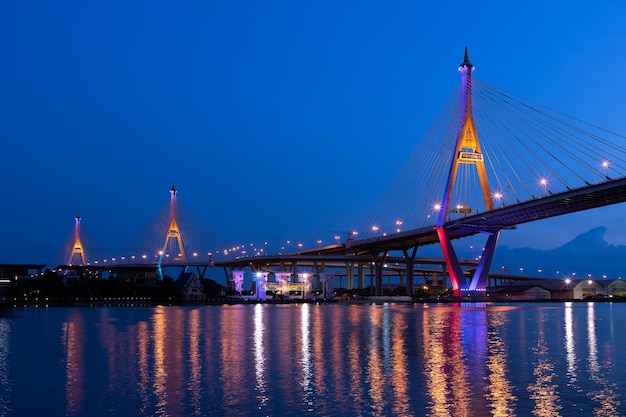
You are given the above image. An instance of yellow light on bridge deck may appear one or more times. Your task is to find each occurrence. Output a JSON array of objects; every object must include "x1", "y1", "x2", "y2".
[{"x1": 451, "y1": 205, "x2": 471, "y2": 214}]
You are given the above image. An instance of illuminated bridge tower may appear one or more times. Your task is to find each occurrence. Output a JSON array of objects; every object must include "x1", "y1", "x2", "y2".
[
  {"x1": 157, "y1": 183, "x2": 186, "y2": 278},
  {"x1": 67, "y1": 213, "x2": 87, "y2": 266},
  {"x1": 436, "y1": 47, "x2": 500, "y2": 296}
]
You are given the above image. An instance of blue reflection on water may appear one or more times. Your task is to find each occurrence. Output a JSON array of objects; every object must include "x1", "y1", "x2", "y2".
[{"x1": 0, "y1": 302, "x2": 625, "y2": 416}]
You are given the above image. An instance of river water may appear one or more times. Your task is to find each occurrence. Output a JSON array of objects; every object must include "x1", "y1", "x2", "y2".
[{"x1": 0, "y1": 301, "x2": 624, "y2": 416}]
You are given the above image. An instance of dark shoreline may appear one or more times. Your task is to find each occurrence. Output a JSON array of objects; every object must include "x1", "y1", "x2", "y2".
[{"x1": 2, "y1": 295, "x2": 624, "y2": 308}]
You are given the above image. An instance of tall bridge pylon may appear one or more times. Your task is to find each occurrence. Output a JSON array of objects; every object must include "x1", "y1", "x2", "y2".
[
  {"x1": 67, "y1": 212, "x2": 87, "y2": 266},
  {"x1": 157, "y1": 182, "x2": 186, "y2": 278},
  {"x1": 436, "y1": 47, "x2": 500, "y2": 296}
]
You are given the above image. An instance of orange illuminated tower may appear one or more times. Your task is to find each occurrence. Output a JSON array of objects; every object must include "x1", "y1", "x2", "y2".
[
  {"x1": 436, "y1": 47, "x2": 500, "y2": 296},
  {"x1": 67, "y1": 213, "x2": 87, "y2": 266},
  {"x1": 158, "y1": 183, "x2": 186, "y2": 271}
]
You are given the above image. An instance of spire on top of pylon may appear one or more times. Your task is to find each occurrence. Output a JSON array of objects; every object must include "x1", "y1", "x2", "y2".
[{"x1": 460, "y1": 46, "x2": 472, "y2": 68}]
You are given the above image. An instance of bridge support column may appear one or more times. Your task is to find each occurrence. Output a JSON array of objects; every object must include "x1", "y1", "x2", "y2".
[
  {"x1": 346, "y1": 262, "x2": 354, "y2": 290},
  {"x1": 373, "y1": 252, "x2": 388, "y2": 296},
  {"x1": 298, "y1": 272, "x2": 314, "y2": 300},
  {"x1": 253, "y1": 272, "x2": 269, "y2": 301},
  {"x1": 319, "y1": 273, "x2": 335, "y2": 300},
  {"x1": 275, "y1": 272, "x2": 292, "y2": 299},
  {"x1": 403, "y1": 247, "x2": 417, "y2": 297},
  {"x1": 469, "y1": 231, "x2": 500, "y2": 291},
  {"x1": 231, "y1": 270, "x2": 245, "y2": 294},
  {"x1": 436, "y1": 227, "x2": 468, "y2": 296},
  {"x1": 375, "y1": 262, "x2": 384, "y2": 296},
  {"x1": 358, "y1": 264, "x2": 364, "y2": 290}
]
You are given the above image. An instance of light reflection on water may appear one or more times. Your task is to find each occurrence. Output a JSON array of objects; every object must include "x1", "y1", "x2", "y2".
[{"x1": 1, "y1": 302, "x2": 626, "y2": 416}]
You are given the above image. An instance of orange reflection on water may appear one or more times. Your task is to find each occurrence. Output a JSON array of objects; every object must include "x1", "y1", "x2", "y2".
[
  {"x1": 390, "y1": 308, "x2": 410, "y2": 416},
  {"x1": 527, "y1": 311, "x2": 562, "y2": 417},
  {"x1": 62, "y1": 311, "x2": 84, "y2": 416},
  {"x1": 311, "y1": 305, "x2": 329, "y2": 409},
  {"x1": 187, "y1": 308, "x2": 202, "y2": 415},
  {"x1": 152, "y1": 307, "x2": 168, "y2": 415},
  {"x1": 366, "y1": 306, "x2": 385, "y2": 415},
  {"x1": 422, "y1": 306, "x2": 471, "y2": 417},
  {"x1": 347, "y1": 306, "x2": 367, "y2": 415},
  {"x1": 136, "y1": 320, "x2": 150, "y2": 414},
  {"x1": 485, "y1": 311, "x2": 517, "y2": 416}
]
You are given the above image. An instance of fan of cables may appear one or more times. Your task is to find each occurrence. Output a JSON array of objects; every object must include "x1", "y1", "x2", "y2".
[{"x1": 359, "y1": 77, "x2": 626, "y2": 238}]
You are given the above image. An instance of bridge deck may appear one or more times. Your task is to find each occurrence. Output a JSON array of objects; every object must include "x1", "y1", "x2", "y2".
[{"x1": 304, "y1": 177, "x2": 626, "y2": 255}]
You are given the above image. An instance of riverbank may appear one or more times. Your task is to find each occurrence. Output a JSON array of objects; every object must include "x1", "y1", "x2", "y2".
[{"x1": 2, "y1": 294, "x2": 625, "y2": 308}]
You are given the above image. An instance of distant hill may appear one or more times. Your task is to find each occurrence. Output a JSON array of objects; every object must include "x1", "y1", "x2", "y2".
[{"x1": 493, "y1": 227, "x2": 625, "y2": 279}]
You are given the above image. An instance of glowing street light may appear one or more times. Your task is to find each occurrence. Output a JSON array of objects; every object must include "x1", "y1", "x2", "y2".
[
  {"x1": 539, "y1": 178, "x2": 548, "y2": 195},
  {"x1": 493, "y1": 191, "x2": 503, "y2": 207},
  {"x1": 602, "y1": 160, "x2": 610, "y2": 178}
]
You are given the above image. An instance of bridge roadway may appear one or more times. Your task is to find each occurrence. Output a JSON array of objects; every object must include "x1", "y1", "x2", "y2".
[
  {"x1": 60, "y1": 177, "x2": 626, "y2": 296},
  {"x1": 304, "y1": 176, "x2": 626, "y2": 255},
  {"x1": 212, "y1": 176, "x2": 626, "y2": 295}
]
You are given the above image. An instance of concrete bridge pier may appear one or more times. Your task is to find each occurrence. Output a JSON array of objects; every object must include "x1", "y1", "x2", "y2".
[
  {"x1": 275, "y1": 272, "x2": 291, "y2": 299},
  {"x1": 319, "y1": 273, "x2": 335, "y2": 299},
  {"x1": 357, "y1": 264, "x2": 364, "y2": 290},
  {"x1": 346, "y1": 262, "x2": 354, "y2": 290},
  {"x1": 254, "y1": 272, "x2": 269, "y2": 301},
  {"x1": 231, "y1": 270, "x2": 244, "y2": 294}
]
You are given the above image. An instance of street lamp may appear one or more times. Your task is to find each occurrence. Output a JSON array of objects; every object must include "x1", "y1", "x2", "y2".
[
  {"x1": 602, "y1": 160, "x2": 610, "y2": 178},
  {"x1": 493, "y1": 191, "x2": 503, "y2": 207},
  {"x1": 539, "y1": 178, "x2": 548, "y2": 195}
]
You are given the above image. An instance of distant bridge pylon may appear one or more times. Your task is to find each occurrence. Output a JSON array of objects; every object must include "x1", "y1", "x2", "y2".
[
  {"x1": 67, "y1": 212, "x2": 87, "y2": 266},
  {"x1": 157, "y1": 182, "x2": 187, "y2": 278}
]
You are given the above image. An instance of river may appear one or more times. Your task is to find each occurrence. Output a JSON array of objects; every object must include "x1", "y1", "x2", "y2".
[{"x1": 0, "y1": 301, "x2": 624, "y2": 416}]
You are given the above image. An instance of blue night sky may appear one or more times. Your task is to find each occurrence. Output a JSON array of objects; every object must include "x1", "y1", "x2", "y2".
[{"x1": 2, "y1": 0, "x2": 626, "y2": 268}]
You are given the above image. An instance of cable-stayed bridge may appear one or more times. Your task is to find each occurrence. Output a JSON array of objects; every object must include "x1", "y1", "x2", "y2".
[{"x1": 59, "y1": 49, "x2": 626, "y2": 298}]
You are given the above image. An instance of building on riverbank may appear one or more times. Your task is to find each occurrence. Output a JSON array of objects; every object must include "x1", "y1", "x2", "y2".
[{"x1": 489, "y1": 278, "x2": 626, "y2": 301}]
